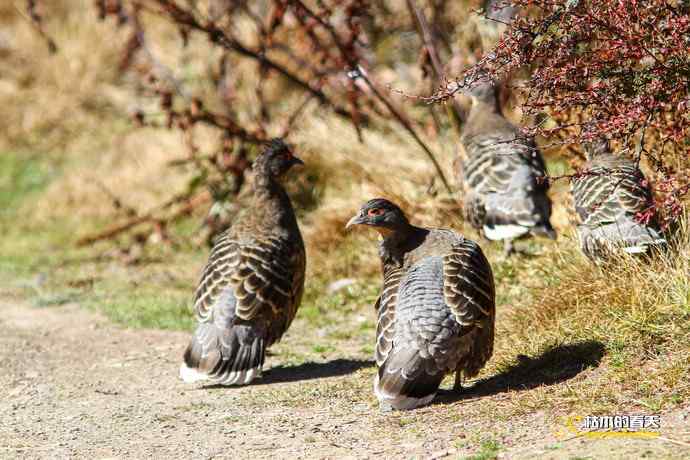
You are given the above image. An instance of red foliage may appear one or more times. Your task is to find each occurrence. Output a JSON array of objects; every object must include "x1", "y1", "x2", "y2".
[{"x1": 438, "y1": 0, "x2": 690, "y2": 221}]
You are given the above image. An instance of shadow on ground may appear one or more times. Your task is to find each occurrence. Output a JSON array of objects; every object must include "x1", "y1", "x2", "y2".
[
  {"x1": 260, "y1": 358, "x2": 375, "y2": 384},
  {"x1": 201, "y1": 358, "x2": 374, "y2": 389},
  {"x1": 435, "y1": 340, "x2": 605, "y2": 405}
]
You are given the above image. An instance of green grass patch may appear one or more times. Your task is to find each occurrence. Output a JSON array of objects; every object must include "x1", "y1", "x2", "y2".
[
  {"x1": 0, "y1": 153, "x2": 200, "y2": 331},
  {"x1": 464, "y1": 439, "x2": 502, "y2": 460},
  {"x1": 85, "y1": 281, "x2": 193, "y2": 330},
  {"x1": 0, "y1": 151, "x2": 54, "y2": 213},
  {"x1": 0, "y1": 151, "x2": 62, "y2": 282}
]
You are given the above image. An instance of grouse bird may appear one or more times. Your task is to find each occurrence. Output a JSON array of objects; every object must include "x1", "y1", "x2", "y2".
[
  {"x1": 571, "y1": 138, "x2": 666, "y2": 262},
  {"x1": 347, "y1": 199, "x2": 495, "y2": 410},
  {"x1": 180, "y1": 139, "x2": 306, "y2": 385},
  {"x1": 456, "y1": 76, "x2": 555, "y2": 253}
]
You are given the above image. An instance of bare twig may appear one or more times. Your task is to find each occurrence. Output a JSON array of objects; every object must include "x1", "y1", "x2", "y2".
[
  {"x1": 18, "y1": 1, "x2": 58, "y2": 53},
  {"x1": 405, "y1": 0, "x2": 465, "y2": 125},
  {"x1": 143, "y1": 0, "x2": 358, "y2": 121},
  {"x1": 77, "y1": 192, "x2": 211, "y2": 246},
  {"x1": 281, "y1": 94, "x2": 315, "y2": 138},
  {"x1": 289, "y1": 0, "x2": 452, "y2": 193},
  {"x1": 353, "y1": 67, "x2": 453, "y2": 194}
]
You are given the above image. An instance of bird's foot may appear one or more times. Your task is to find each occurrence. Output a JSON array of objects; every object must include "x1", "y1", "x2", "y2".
[
  {"x1": 453, "y1": 372, "x2": 464, "y2": 393},
  {"x1": 502, "y1": 239, "x2": 515, "y2": 257},
  {"x1": 379, "y1": 401, "x2": 394, "y2": 413}
]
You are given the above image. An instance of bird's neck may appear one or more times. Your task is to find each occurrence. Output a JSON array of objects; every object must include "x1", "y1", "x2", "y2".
[
  {"x1": 251, "y1": 173, "x2": 297, "y2": 231},
  {"x1": 469, "y1": 97, "x2": 501, "y2": 118},
  {"x1": 379, "y1": 225, "x2": 427, "y2": 268},
  {"x1": 252, "y1": 171, "x2": 282, "y2": 195}
]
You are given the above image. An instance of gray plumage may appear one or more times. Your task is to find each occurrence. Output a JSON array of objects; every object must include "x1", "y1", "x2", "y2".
[
  {"x1": 457, "y1": 78, "x2": 555, "y2": 244},
  {"x1": 571, "y1": 139, "x2": 666, "y2": 262},
  {"x1": 180, "y1": 139, "x2": 306, "y2": 385},
  {"x1": 347, "y1": 199, "x2": 495, "y2": 410}
]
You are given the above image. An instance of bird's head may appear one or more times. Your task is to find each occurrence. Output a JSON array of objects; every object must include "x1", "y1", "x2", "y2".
[
  {"x1": 345, "y1": 198, "x2": 410, "y2": 237},
  {"x1": 253, "y1": 138, "x2": 304, "y2": 180},
  {"x1": 458, "y1": 71, "x2": 498, "y2": 107},
  {"x1": 583, "y1": 137, "x2": 610, "y2": 161}
]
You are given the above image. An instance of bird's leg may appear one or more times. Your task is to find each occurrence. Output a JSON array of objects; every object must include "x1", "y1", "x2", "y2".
[
  {"x1": 379, "y1": 401, "x2": 393, "y2": 413},
  {"x1": 503, "y1": 239, "x2": 515, "y2": 257},
  {"x1": 454, "y1": 370, "x2": 463, "y2": 392}
]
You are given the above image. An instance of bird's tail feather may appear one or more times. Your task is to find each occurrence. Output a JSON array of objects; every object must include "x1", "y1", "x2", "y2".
[
  {"x1": 374, "y1": 348, "x2": 444, "y2": 410},
  {"x1": 482, "y1": 192, "x2": 553, "y2": 241},
  {"x1": 597, "y1": 222, "x2": 667, "y2": 254},
  {"x1": 180, "y1": 322, "x2": 265, "y2": 386}
]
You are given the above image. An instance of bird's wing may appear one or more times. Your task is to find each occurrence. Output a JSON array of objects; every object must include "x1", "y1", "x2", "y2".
[
  {"x1": 374, "y1": 266, "x2": 404, "y2": 367},
  {"x1": 572, "y1": 164, "x2": 651, "y2": 228},
  {"x1": 463, "y1": 130, "x2": 546, "y2": 189},
  {"x1": 395, "y1": 249, "x2": 490, "y2": 360},
  {"x1": 462, "y1": 132, "x2": 551, "y2": 230},
  {"x1": 193, "y1": 231, "x2": 303, "y2": 331},
  {"x1": 442, "y1": 238, "x2": 496, "y2": 375},
  {"x1": 612, "y1": 166, "x2": 653, "y2": 214}
]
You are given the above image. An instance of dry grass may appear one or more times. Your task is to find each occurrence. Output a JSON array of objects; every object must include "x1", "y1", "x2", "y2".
[{"x1": 500, "y1": 225, "x2": 690, "y2": 413}]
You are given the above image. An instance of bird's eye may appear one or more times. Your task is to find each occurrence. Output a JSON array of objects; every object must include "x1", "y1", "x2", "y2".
[{"x1": 368, "y1": 208, "x2": 384, "y2": 217}]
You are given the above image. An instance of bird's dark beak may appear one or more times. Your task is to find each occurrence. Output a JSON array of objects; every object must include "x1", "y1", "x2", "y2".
[
  {"x1": 289, "y1": 156, "x2": 304, "y2": 167},
  {"x1": 345, "y1": 212, "x2": 366, "y2": 230}
]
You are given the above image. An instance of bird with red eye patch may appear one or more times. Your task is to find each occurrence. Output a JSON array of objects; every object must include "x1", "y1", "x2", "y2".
[
  {"x1": 346, "y1": 199, "x2": 410, "y2": 239},
  {"x1": 346, "y1": 198, "x2": 496, "y2": 411}
]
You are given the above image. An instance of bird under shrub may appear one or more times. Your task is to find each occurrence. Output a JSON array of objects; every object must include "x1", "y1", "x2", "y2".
[
  {"x1": 456, "y1": 75, "x2": 555, "y2": 254},
  {"x1": 571, "y1": 138, "x2": 667, "y2": 263}
]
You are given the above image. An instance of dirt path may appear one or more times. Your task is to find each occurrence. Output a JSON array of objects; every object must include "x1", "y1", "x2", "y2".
[{"x1": 1, "y1": 299, "x2": 688, "y2": 459}]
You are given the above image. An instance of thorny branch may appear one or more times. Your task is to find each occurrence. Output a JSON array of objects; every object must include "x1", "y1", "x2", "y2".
[
  {"x1": 350, "y1": 66, "x2": 453, "y2": 194},
  {"x1": 405, "y1": 0, "x2": 464, "y2": 127},
  {"x1": 435, "y1": 0, "x2": 690, "y2": 223}
]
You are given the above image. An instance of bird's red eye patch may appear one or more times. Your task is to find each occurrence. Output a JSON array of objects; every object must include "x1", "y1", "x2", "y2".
[{"x1": 368, "y1": 208, "x2": 384, "y2": 217}]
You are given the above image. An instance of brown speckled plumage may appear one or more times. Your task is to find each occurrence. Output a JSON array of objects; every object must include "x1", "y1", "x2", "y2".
[
  {"x1": 456, "y1": 80, "x2": 554, "y2": 244},
  {"x1": 180, "y1": 139, "x2": 305, "y2": 385},
  {"x1": 571, "y1": 139, "x2": 666, "y2": 262}
]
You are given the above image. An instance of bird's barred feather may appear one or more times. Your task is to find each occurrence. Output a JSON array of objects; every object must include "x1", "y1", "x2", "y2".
[
  {"x1": 458, "y1": 125, "x2": 552, "y2": 238},
  {"x1": 193, "y1": 232, "x2": 303, "y2": 335},
  {"x1": 571, "y1": 154, "x2": 665, "y2": 261},
  {"x1": 375, "y1": 231, "x2": 495, "y2": 409}
]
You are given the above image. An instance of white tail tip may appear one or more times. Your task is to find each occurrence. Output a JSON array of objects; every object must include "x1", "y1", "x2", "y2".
[
  {"x1": 179, "y1": 363, "x2": 262, "y2": 386},
  {"x1": 373, "y1": 374, "x2": 436, "y2": 411},
  {"x1": 622, "y1": 239, "x2": 666, "y2": 254},
  {"x1": 483, "y1": 224, "x2": 530, "y2": 241},
  {"x1": 179, "y1": 363, "x2": 210, "y2": 383}
]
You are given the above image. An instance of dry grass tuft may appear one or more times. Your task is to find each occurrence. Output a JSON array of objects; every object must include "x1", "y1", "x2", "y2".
[{"x1": 491, "y1": 223, "x2": 690, "y2": 412}]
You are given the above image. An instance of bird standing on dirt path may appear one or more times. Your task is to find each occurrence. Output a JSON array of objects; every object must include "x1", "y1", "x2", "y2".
[
  {"x1": 347, "y1": 199, "x2": 495, "y2": 410},
  {"x1": 180, "y1": 139, "x2": 306, "y2": 385},
  {"x1": 456, "y1": 77, "x2": 555, "y2": 253},
  {"x1": 571, "y1": 138, "x2": 666, "y2": 262}
]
